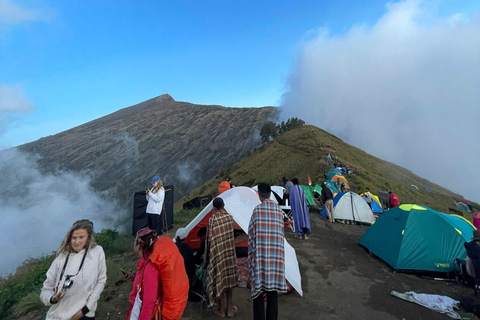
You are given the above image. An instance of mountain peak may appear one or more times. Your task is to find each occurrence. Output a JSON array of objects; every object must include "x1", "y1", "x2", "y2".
[{"x1": 156, "y1": 94, "x2": 175, "y2": 102}]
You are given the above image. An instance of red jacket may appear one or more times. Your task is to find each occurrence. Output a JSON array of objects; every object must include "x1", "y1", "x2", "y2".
[{"x1": 389, "y1": 193, "x2": 400, "y2": 207}]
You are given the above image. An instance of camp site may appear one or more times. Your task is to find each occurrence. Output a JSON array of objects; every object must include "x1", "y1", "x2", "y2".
[{"x1": 1, "y1": 1, "x2": 478, "y2": 319}]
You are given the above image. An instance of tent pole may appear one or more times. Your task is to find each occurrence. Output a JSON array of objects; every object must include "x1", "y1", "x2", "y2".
[{"x1": 350, "y1": 192, "x2": 356, "y2": 222}]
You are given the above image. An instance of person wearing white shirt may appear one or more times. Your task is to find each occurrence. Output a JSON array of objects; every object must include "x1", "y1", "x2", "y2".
[
  {"x1": 40, "y1": 219, "x2": 107, "y2": 320},
  {"x1": 146, "y1": 176, "x2": 165, "y2": 235},
  {"x1": 365, "y1": 188, "x2": 373, "y2": 209}
]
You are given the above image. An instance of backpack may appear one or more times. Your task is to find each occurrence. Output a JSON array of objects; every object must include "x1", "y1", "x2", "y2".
[{"x1": 149, "y1": 236, "x2": 189, "y2": 320}]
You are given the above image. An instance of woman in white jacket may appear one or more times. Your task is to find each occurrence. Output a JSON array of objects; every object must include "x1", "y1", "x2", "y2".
[
  {"x1": 40, "y1": 219, "x2": 107, "y2": 320},
  {"x1": 146, "y1": 176, "x2": 165, "y2": 235}
]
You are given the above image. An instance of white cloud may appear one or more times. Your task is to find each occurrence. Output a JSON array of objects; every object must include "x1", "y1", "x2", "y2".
[
  {"x1": 0, "y1": 0, "x2": 42, "y2": 24},
  {"x1": 0, "y1": 84, "x2": 33, "y2": 115},
  {"x1": 0, "y1": 84, "x2": 34, "y2": 138},
  {"x1": 0, "y1": 149, "x2": 123, "y2": 275},
  {"x1": 281, "y1": 0, "x2": 480, "y2": 202}
]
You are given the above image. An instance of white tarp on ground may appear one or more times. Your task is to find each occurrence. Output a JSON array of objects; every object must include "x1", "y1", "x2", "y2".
[{"x1": 182, "y1": 186, "x2": 303, "y2": 297}]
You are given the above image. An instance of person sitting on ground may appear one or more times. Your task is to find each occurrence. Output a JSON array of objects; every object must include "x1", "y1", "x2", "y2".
[
  {"x1": 289, "y1": 178, "x2": 311, "y2": 239},
  {"x1": 205, "y1": 198, "x2": 238, "y2": 317}
]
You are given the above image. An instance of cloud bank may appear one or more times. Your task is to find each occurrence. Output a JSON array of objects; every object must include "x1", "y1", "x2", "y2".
[
  {"x1": 281, "y1": 0, "x2": 480, "y2": 201},
  {"x1": 0, "y1": 149, "x2": 123, "y2": 276}
]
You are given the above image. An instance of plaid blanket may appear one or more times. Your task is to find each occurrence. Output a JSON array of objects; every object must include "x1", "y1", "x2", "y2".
[
  {"x1": 248, "y1": 199, "x2": 287, "y2": 299},
  {"x1": 206, "y1": 208, "x2": 237, "y2": 305}
]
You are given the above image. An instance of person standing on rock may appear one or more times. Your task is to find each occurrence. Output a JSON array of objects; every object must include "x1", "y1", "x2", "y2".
[
  {"x1": 289, "y1": 178, "x2": 311, "y2": 239},
  {"x1": 248, "y1": 183, "x2": 287, "y2": 320}
]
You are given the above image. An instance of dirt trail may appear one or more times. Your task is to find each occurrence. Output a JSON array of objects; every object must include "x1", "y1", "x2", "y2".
[{"x1": 182, "y1": 213, "x2": 478, "y2": 320}]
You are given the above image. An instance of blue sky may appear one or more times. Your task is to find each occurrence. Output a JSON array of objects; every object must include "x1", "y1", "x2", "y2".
[
  {"x1": 0, "y1": 0, "x2": 462, "y2": 146},
  {"x1": 1, "y1": 0, "x2": 479, "y2": 200}
]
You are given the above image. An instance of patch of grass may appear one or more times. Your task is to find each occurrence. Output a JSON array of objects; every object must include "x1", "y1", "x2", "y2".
[
  {"x1": 12, "y1": 291, "x2": 44, "y2": 317},
  {"x1": 0, "y1": 254, "x2": 54, "y2": 320},
  {"x1": 174, "y1": 208, "x2": 204, "y2": 226},
  {"x1": 95, "y1": 229, "x2": 132, "y2": 256}
]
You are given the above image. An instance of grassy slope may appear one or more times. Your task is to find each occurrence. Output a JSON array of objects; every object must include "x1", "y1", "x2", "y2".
[{"x1": 180, "y1": 125, "x2": 470, "y2": 214}]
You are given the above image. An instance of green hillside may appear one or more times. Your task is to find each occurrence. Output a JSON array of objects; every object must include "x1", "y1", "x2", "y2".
[{"x1": 182, "y1": 125, "x2": 471, "y2": 214}]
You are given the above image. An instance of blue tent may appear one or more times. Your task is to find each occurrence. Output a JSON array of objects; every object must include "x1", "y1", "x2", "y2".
[
  {"x1": 359, "y1": 204, "x2": 475, "y2": 272},
  {"x1": 327, "y1": 169, "x2": 343, "y2": 180}
]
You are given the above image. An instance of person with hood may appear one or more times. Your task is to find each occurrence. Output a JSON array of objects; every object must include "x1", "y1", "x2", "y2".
[
  {"x1": 40, "y1": 219, "x2": 107, "y2": 320},
  {"x1": 289, "y1": 178, "x2": 311, "y2": 239},
  {"x1": 146, "y1": 176, "x2": 165, "y2": 235}
]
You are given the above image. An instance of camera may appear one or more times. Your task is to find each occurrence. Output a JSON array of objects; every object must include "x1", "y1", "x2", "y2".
[{"x1": 63, "y1": 276, "x2": 74, "y2": 289}]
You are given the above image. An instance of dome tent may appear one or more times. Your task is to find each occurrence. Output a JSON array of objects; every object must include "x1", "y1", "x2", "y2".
[
  {"x1": 320, "y1": 192, "x2": 375, "y2": 224},
  {"x1": 359, "y1": 204, "x2": 475, "y2": 273}
]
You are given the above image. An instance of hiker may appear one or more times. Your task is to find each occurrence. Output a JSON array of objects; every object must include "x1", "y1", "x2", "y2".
[
  {"x1": 321, "y1": 182, "x2": 335, "y2": 223},
  {"x1": 465, "y1": 230, "x2": 480, "y2": 295},
  {"x1": 146, "y1": 176, "x2": 165, "y2": 236},
  {"x1": 248, "y1": 183, "x2": 287, "y2": 320},
  {"x1": 365, "y1": 188, "x2": 373, "y2": 209},
  {"x1": 127, "y1": 228, "x2": 189, "y2": 320},
  {"x1": 40, "y1": 219, "x2": 107, "y2": 320},
  {"x1": 289, "y1": 178, "x2": 311, "y2": 239},
  {"x1": 282, "y1": 177, "x2": 294, "y2": 205},
  {"x1": 205, "y1": 198, "x2": 238, "y2": 317},
  {"x1": 389, "y1": 191, "x2": 400, "y2": 208},
  {"x1": 218, "y1": 178, "x2": 234, "y2": 195}
]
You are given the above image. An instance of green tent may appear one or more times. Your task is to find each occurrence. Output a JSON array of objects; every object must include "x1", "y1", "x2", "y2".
[
  {"x1": 359, "y1": 204, "x2": 475, "y2": 273},
  {"x1": 300, "y1": 185, "x2": 315, "y2": 206}
]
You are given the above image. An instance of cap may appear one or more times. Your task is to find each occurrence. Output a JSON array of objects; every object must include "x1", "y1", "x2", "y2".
[
  {"x1": 136, "y1": 228, "x2": 156, "y2": 238},
  {"x1": 151, "y1": 176, "x2": 161, "y2": 184}
]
